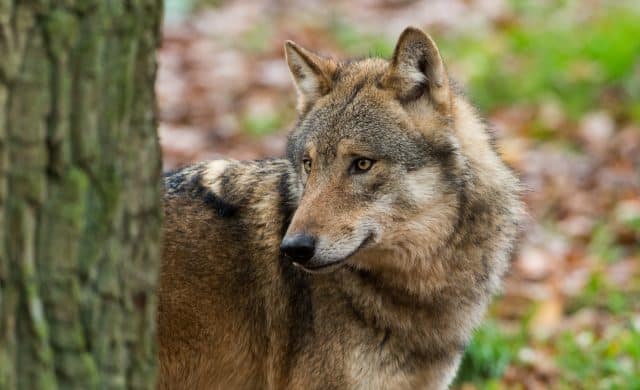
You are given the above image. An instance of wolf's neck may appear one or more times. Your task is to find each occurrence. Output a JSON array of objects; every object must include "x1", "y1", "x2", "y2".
[
  {"x1": 322, "y1": 264, "x2": 472, "y2": 365},
  {"x1": 332, "y1": 264, "x2": 455, "y2": 335}
]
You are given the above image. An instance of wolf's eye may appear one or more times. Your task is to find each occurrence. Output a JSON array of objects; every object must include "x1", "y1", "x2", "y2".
[
  {"x1": 352, "y1": 158, "x2": 374, "y2": 174},
  {"x1": 302, "y1": 159, "x2": 312, "y2": 174}
]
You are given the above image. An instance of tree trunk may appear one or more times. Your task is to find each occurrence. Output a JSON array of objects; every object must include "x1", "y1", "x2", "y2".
[{"x1": 0, "y1": 1, "x2": 163, "y2": 388}]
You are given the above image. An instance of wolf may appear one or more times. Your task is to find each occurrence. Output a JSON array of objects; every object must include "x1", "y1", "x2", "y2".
[{"x1": 158, "y1": 27, "x2": 523, "y2": 389}]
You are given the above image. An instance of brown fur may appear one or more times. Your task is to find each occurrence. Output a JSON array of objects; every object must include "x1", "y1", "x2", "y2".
[{"x1": 158, "y1": 27, "x2": 523, "y2": 389}]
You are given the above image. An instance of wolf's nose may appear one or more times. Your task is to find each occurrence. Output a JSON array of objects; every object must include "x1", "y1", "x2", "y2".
[{"x1": 281, "y1": 234, "x2": 316, "y2": 263}]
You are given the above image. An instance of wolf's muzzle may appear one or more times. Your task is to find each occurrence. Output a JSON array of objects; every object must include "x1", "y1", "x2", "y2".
[{"x1": 281, "y1": 233, "x2": 316, "y2": 263}]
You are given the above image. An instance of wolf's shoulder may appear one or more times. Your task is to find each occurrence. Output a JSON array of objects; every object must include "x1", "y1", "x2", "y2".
[{"x1": 163, "y1": 159, "x2": 299, "y2": 221}]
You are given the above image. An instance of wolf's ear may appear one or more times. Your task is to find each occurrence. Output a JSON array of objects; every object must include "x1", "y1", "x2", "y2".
[
  {"x1": 384, "y1": 27, "x2": 451, "y2": 113},
  {"x1": 285, "y1": 41, "x2": 336, "y2": 112}
]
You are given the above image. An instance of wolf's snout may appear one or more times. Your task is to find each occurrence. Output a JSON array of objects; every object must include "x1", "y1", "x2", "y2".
[{"x1": 281, "y1": 233, "x2": 316, "y2": 263}]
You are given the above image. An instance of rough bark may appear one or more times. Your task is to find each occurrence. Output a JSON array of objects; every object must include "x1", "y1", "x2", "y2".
[{"x1": 0, "y1": 1, "x2": 163, "y2": 388}]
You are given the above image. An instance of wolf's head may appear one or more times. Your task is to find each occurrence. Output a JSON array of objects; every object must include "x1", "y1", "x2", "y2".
[{"x1": 281, "y1": 27, "x2": 492, "y2": 274}]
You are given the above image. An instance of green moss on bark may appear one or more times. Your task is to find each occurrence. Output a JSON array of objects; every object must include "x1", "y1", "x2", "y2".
[{"x1": 0, "y1": 1, "x2": 163, "y2": 388}]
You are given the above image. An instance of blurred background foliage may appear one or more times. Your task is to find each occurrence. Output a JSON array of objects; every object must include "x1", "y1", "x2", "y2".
[{"x1": 158, "y1": 0, "x2": 640, "y2": 388}]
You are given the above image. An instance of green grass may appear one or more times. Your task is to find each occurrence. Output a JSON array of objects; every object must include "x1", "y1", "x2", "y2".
[
  {"x1": 454, "y1": 320, "x2": 525, "y2": 387},
  {"x1": 555, "y1": 324, "x2": 640, "y2": 389},
  {"x1": 441, "y1": 3, "x2": 640, "y2": 121},
  {"x1": 569, "y1": 270, "x2": 638, "y2": 315}
]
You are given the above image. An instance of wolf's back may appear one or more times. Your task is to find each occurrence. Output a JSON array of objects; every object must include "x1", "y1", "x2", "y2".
[{"x1": 158, "y1": 159, "x2": 299, "y2": 389}]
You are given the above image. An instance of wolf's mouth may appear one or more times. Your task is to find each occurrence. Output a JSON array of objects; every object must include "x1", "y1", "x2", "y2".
[
  {"x1": 294, "y1": 259, "x2": 344, "y2": 272},
  {"x1": 293, "y1": 233, "x2": 375, "y2": 273}
]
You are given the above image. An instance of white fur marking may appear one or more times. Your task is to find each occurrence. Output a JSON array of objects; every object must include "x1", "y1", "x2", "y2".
[{"x1": 202, "y1": 160, "x2": 231, "y2": 193}]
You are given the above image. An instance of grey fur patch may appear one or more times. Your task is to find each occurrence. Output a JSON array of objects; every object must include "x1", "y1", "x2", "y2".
[{"x1": 278, "y1": 170, "x2": 297, "y2": 237}]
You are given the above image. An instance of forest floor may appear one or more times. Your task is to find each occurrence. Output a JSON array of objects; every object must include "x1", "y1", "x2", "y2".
[{"x1": 157, "y1": 1, "x2": 640, "y2": 388}]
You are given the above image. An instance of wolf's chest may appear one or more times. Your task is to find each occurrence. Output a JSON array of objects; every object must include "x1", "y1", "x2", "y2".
[
  {"x1": 344, "y1": 343, "x2": 460, "y2": 390},
  {"x1": 346, "y1": 346, "x2": 416, "y2": 390}
]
